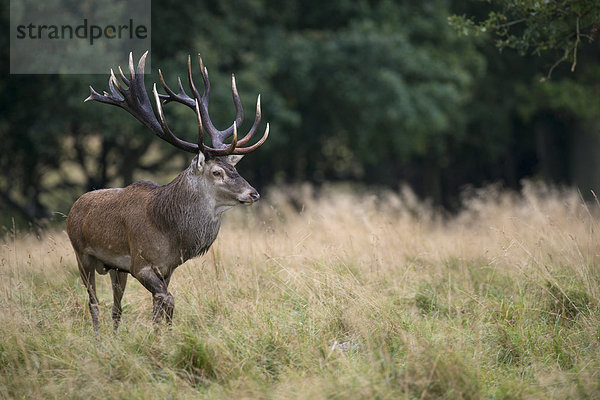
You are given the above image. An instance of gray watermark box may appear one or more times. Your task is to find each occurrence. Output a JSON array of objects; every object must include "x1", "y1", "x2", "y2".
[{"x1": 10, "y1": 0, "x2": 151, "y2": 74}]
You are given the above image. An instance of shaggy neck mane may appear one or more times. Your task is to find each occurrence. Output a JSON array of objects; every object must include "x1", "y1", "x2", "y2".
[{"x1": 150, "y1": 167, "x2": 222, "y2": 261}]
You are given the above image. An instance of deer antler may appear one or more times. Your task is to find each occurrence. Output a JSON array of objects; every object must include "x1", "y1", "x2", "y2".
[
  {"x1": 85, "y1": 51, "x2": 269, "y2": 156},
  {"x1": 157, "y1": 54, "x2": 269, "y2": 154}
]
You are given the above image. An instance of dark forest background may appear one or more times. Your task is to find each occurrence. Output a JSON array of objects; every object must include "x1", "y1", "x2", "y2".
[{"x1": 1, "y1": 0, "x2": 600, "y2": 228}]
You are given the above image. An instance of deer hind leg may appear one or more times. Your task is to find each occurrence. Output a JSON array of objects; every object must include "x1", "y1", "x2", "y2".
[
  {"x1": 162, "y1": 274, "x2": 173, "y2": 325},
  {"x1": 109, "y1": 269, "x2": 128, "y2": 332},
  {"x1": 76, "y1": 253, "x2": 102, "y2": 335},
  {"x1": 134, "y1": 266, "x2": 174, "y2": 325}
]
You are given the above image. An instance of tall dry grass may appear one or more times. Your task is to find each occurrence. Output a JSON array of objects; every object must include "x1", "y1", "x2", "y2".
[{"x1": 1, "y1": 182, "x2": 599, "y2": 399}]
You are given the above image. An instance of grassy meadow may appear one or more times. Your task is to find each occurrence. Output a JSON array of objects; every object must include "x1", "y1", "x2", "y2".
[{"x1": 1, "y1": 182, "x2": 599, "y2": 399}]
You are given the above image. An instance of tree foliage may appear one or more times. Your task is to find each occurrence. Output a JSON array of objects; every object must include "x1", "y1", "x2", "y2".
[{"x1": 449, "y1": 0, "x2": 600, "y2": 78}]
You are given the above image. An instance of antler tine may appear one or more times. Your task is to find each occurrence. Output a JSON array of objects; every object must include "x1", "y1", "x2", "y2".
[
  {"x1": 197, "y1": 54, "x2": 210, "y2": 101},
  {"x1": 194, "y1": 99, "x2": 205, "y2": 154},
  {"x1": 84, "y1": 85, "x2": 114, "y2": 104},
  {"x1": 232, "y1": 123, "x2": 269, "y2": 155},
  {"x1": 187, "y1": 54, "x2": 203, "y2": 103},
  {"x1": 128, "y1": 51, "x2": 146, "y2": 104},
  {"x1": 151, "y1": 84, "x2": 199, "y2": 152},
  {"x1": 118, "y1": 65, "x2": 130, "y2": 86},
  {"x1": 157, "y1": 68, "x2": 196, "y2": 108},
  {"x1": 135, "y1": 51, "x2": 147, "y2": 78},
  {"x1": 236, "y1": 94, "x2": 261, "y2": 146},
  {"x1": 230, "y1": 74, "x2": 244, "y2": 136},
  {"x1": 108, "y1": 70, "x2": 124, "y2": 100},
  {"x1": 177, "y1": 77, "x2": 186, "y2": 95},
  {"x1": 128, "y1": 52, "x2": 136, "y2": 80},
  {"x1": 157, "y1": 69, "x2": 174, "y2": 98}
]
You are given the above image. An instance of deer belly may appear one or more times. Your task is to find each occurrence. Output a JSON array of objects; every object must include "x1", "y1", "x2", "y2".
[{"x1": 86, "y1": 247, "x2": 131, "y2": 271}]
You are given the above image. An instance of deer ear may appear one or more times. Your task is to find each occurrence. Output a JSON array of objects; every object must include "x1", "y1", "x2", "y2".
[
  {"x1": 226, "y1": 155, "x2": 244, "y2": 166},
  {"x1": 192, "y1": 152, "x2": 206, "y2": 173}
]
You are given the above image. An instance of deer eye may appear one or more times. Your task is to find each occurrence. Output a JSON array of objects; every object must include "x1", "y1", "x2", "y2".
[{"x1": 212, "y1": 170, "x2": 223, "y2": 177}]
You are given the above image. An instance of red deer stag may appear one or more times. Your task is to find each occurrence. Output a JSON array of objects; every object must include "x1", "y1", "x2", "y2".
[{"x1": 67, "y1": 51, "x2": 269, "y2": 334}]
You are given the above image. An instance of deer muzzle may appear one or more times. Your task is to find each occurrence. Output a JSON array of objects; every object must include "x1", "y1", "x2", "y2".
[{"x1": 239, "y1": 189, "x2": 260, "y2": 204}]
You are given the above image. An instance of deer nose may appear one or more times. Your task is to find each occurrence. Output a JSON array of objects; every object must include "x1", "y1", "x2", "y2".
[{"x1": 249, "y1": 191, "x2": 260, "y2": 202}]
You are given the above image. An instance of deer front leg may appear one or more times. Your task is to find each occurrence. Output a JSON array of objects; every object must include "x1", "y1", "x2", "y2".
[
  {"x1": 153, "y1": 292, "x2": 175, "y2": 325},
  {"x1": 134, "y1": 266, "x2": 174, "y2": 325}
]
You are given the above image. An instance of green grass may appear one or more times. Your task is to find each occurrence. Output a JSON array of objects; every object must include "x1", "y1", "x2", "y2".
[{"x1": 1, "y1": 182, "x2": 599, "y2": 399}]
